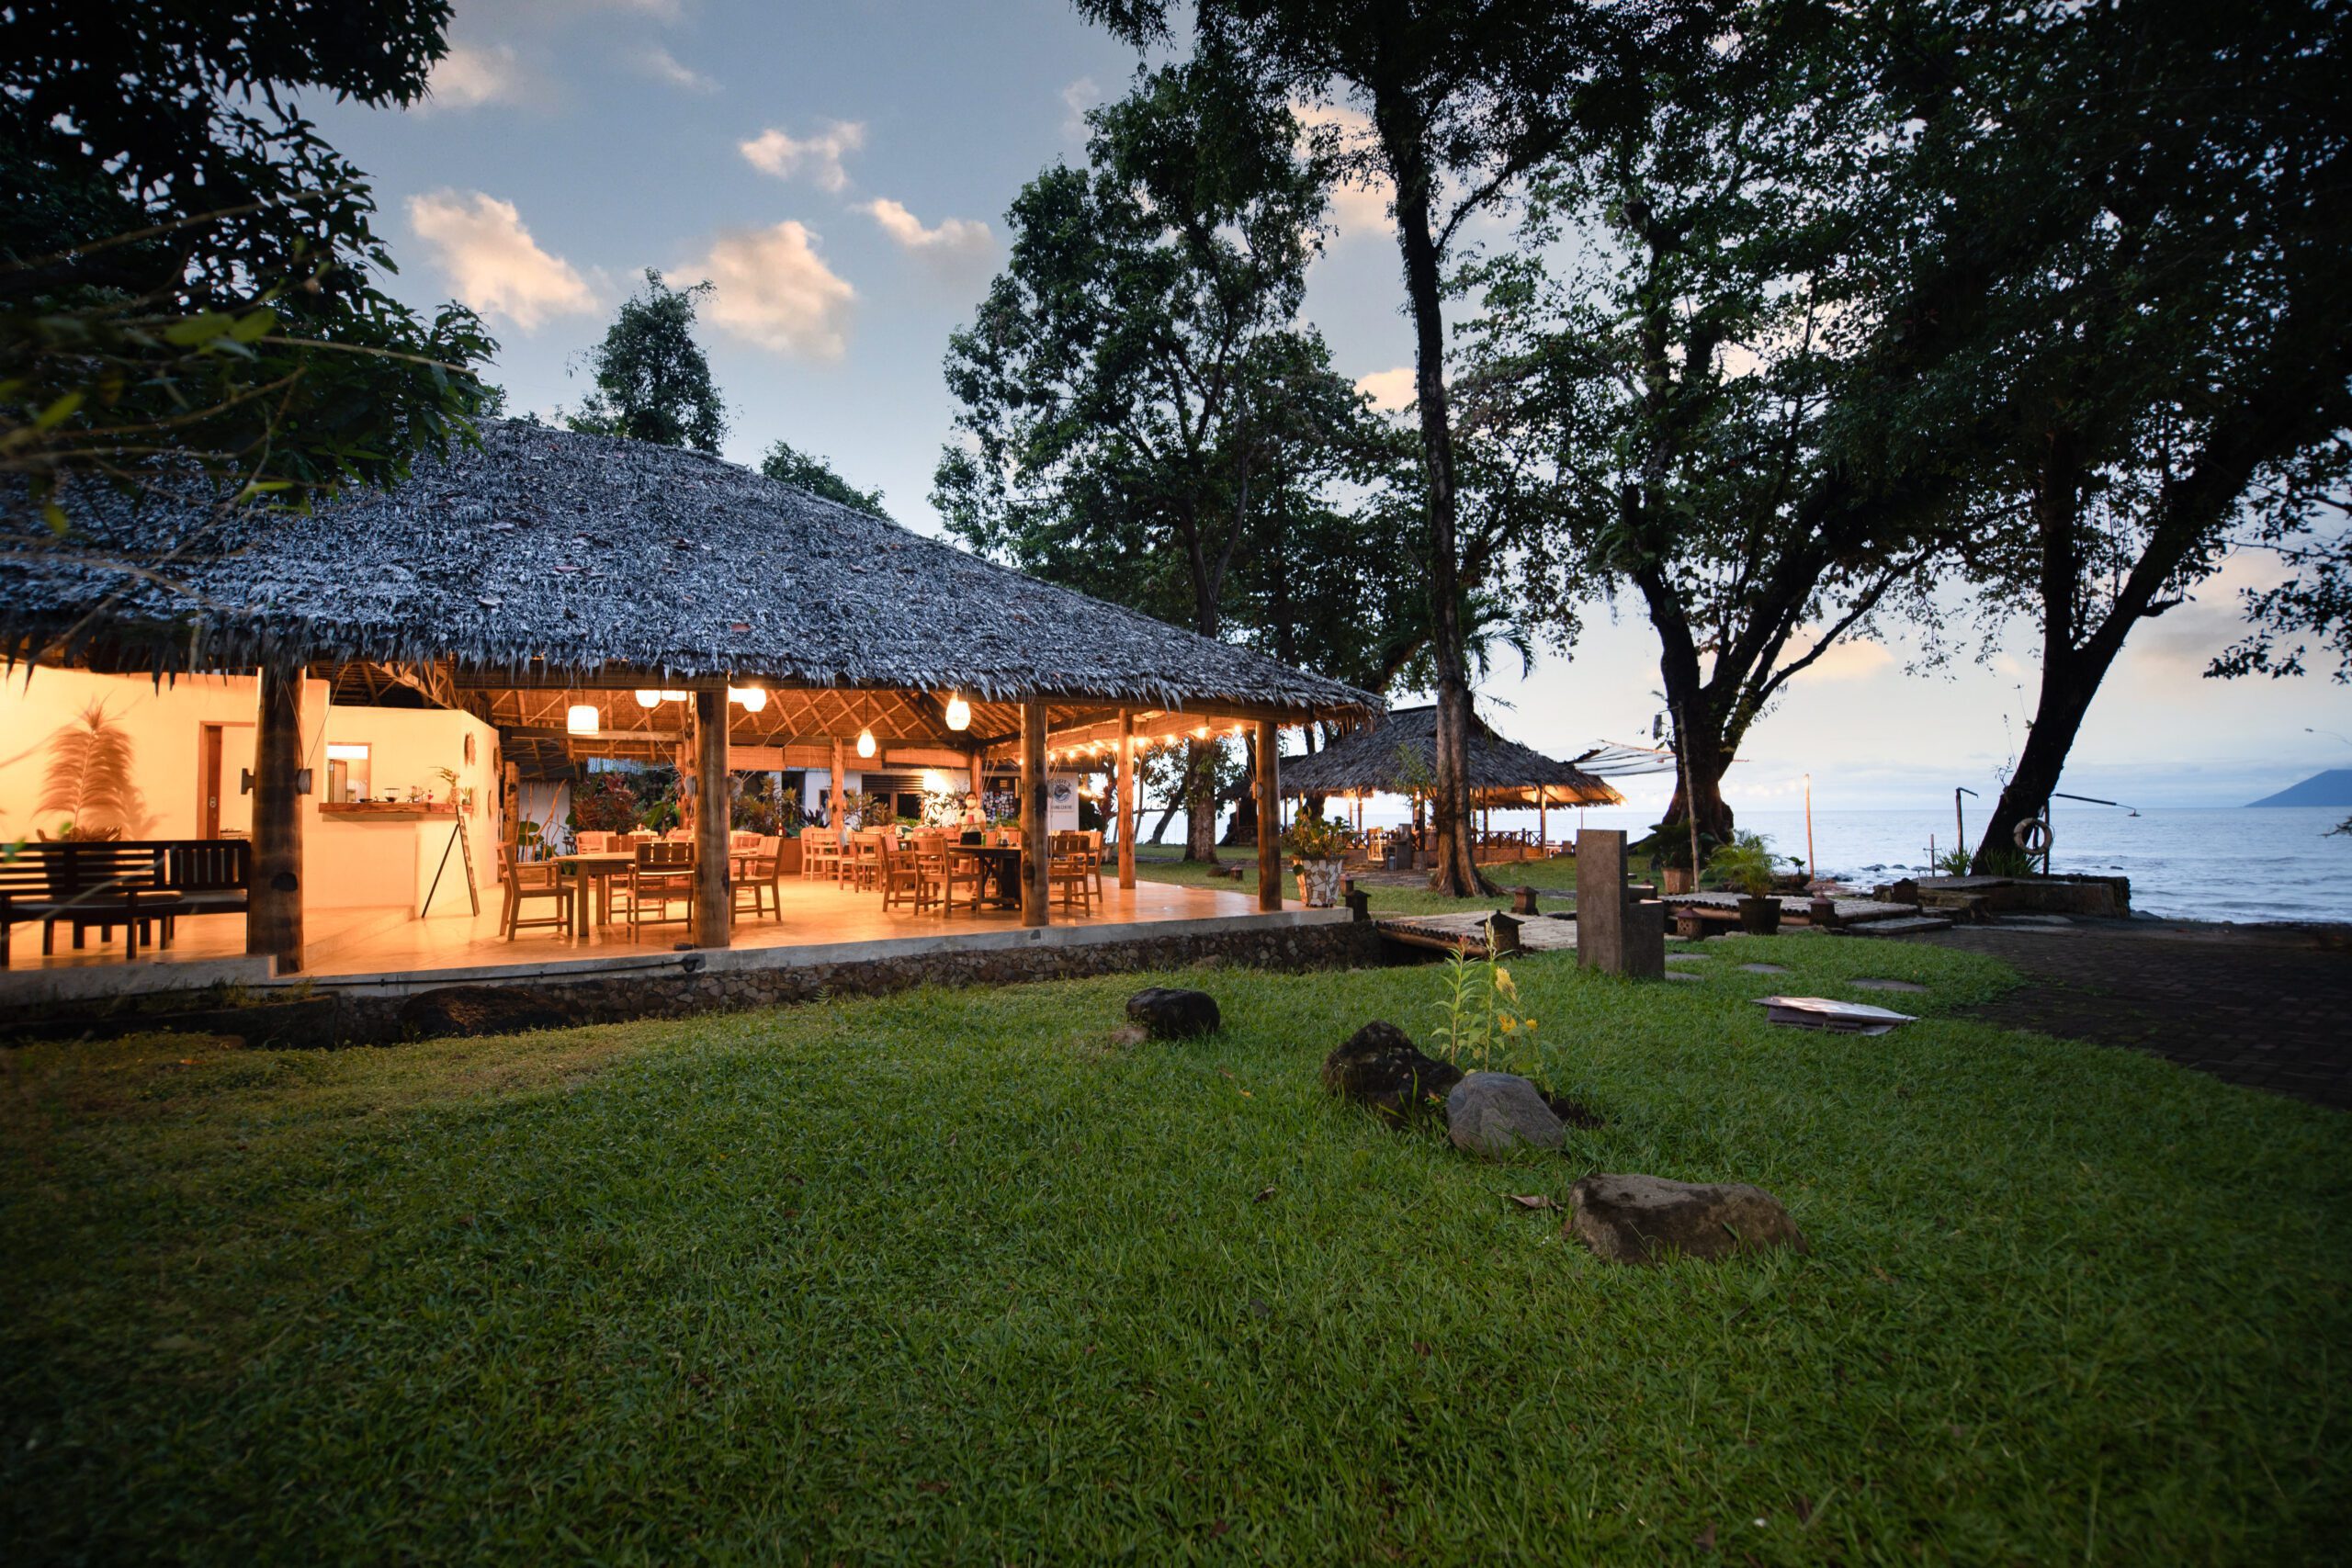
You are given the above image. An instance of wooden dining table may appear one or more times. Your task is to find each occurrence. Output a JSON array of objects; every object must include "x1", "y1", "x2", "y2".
[{"x1": 549, "y1": 852, "x2": 636, "y2": 930}]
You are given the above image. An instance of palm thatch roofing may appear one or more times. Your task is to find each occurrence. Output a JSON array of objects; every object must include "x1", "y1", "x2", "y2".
[
  {"x1": 0, "y1": 421, "x2": 1379, "y2": 727},
  {"x1": 1283, "y1": 705, "x2": 1623, "y2": 807}
]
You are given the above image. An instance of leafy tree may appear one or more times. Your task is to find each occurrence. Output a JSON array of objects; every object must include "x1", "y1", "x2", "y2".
[
  {"x1": 565, "y1": 271, "x2": 727, "y2": 454},
  {"x1": 1, "y1": 0, "x2": 495, "y2": 541},
  {"x1": 1081, "y1": 0, "x2": 1723, "y2": 894},
  {"x1": 934, "y1": 49, "x2": 1378, "y2": 860},
  {"x1": 760, "y1": 439, "x2": 888, "y2": 517},
  {"x1": 1918, "y1": 0, "x2": 2352, "y2": 868}
]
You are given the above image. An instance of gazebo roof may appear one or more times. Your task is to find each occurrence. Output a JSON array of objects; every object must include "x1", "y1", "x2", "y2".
[
  {"x1": 0, "y1": 421, "x2": 1378, "y2": 721},
  {"x1": 1283, "y1": 705, "x2": 1623, "y2": 807}
]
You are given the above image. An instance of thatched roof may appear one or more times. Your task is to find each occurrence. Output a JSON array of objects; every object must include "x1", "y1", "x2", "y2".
[
  {"x1": 0, "y1": 421, "x2": 1377, "y2": 718},
  {"x1": 1284, "y1": 705, "x2": 1622, "y2": 807}
]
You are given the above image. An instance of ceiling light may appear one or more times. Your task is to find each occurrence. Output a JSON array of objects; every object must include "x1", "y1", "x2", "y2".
[
  {"x1": 728, "y1": 686, "x2": 767, "y2": 713},
  {"x1": 944, "y1": 694, "x2": 971, "y2": 731},
  {"x1": 567, "y1": 704, "x2": 599, "y2": 736},
  {"x1": 856, "y1": 728, "x2": 876, "y2": 759},
  {"x1": 635, "y1": 690, "x2": 662, "y2": 709}
]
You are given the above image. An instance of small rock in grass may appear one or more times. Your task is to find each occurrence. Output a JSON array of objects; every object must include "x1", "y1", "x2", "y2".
[
  {"x1": 1321, "y1": 1021, "x2": 1463, "y2": 1121},
  {"x1": 1565, "y1": 1173, "x2": 1808, "y2": 1265},
  {"x1": 1125, "y1": 987, "x2": 1222, "y2": 1039},
  {"x1": 1444, "y1": 1072, "x2": 1566, "y2": 1159},
  {"x1": 1850, "y1": 977, "x2": 1928, "y2": 993}
]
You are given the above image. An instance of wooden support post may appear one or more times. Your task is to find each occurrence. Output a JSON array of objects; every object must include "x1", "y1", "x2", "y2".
[
  {"x1": 1255, "y1": 719, "x2": 1281, "y2": 911},
  {"x1": 693, "y1": 685, "x2": 730, "y2": 948},
  {"x1": 1116, "y1": 709, "x2": 1136, "y2": 890},
  {"x1": 248, "y1": 662, "x2": 306, "y2": 973},
  {"x1": 1022, "y1": 696, "x2": 1049, "y2": 927},
  {"x1": 1539, "y1": 793, "x2": 1548, "y2": 856},
  {"x1": 830, "y1": 738, "x2": 846, "y2": 848}
]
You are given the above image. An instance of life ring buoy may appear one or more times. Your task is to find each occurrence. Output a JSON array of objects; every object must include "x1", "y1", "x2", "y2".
[{"x1": 2013, "y1": 816, "x2": 2052, "y2": 855}]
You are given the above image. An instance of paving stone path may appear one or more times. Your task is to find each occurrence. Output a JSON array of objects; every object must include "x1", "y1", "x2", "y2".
[{"x1": 1919, "y1": 921, "x2": 2352, "y2": 1111}]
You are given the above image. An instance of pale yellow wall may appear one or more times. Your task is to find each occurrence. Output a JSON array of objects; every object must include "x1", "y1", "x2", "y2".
[{"x1": 2, "y1": 667, "x2": 500, "y2": 913}]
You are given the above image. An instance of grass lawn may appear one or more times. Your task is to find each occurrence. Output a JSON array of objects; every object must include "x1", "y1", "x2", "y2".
[
  {"x1": 4, "y1": 936, "x2": 2347, "y2": 1562},
  {"x1": 1132, "y1": 842, "x2": 1583, "y2": 918}
]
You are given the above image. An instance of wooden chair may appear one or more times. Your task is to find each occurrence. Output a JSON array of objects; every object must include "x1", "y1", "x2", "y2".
[
  {"x1": 1048, "y1": 834, "x2": 1094, "y2": 914},
  {"x1": 802, "y1": 827, "x2": 843, "y2": 883},
  {"x1": 621, "y1": 841, "x2": 695, "y2": 941},
  {"x1": 847, "y1": 829, "x2": 889, "y2": 891},
  {"x1": 576, "y1": 830, "x2": 613, "y2": 853},
  {"x1": 499, "y1": 843, "x2": 575, "y2": 941},
  {"x1": 876, "y1": 839, "x2": 936, "y2": 913},
  {"x1": 939, "y1": 844, "x2": 987, "y2": 914},
  {"x1": 733, "y1": 835, "x2": 784, "y2": 922}
]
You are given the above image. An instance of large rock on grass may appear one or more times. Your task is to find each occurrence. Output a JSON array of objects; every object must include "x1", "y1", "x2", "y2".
[
  {"x1": 399, "y1": 985, "x2": 585, "y2": 1039},
  {"x1": 1321, "y1": 1021, "x2": 1463, "y2": 1121},
  {"x1": 1444, "y1": 1072, "x2": 1566, "y2": 1159},
  {"x1": 1125, "y1": 987, "x2": 1222, "y2": 1040},
  {"x1": 1566, "y1": 1173, "x2": 1807, "y2": 1265}
]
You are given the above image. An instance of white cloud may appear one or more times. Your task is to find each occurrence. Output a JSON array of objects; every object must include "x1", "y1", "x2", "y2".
[
  {"x1": 694, "y1": 221, "x2": 854, "y2": 359},
  {"x1": 1355, "y1": 367, "x2": 1417, "y2": 412},
  {"x1": 406, "y1": 191, "x2": 597, "y2": 331},
  {"x1": 863, "y1": 198, "x2": 994, "y2": 279},
  {"x1": 1791, "y1": 631, "x2": 1896, "y2": 682},
  {"x1": 636, "y1": 45, "x2": 717, "y2": 94},
  {"x1": 739, "y1": 121, "x2": 865, "y2": 192},
  {"x1": 1061, "y1": 75, "x2": 1101, "y2": 135},
  {"x1": 424, "y1": 44, "x2": 530, "y2": 110},
  {"x1": 1292, "y1": 99, "x2": 1392, "y2": 238}
]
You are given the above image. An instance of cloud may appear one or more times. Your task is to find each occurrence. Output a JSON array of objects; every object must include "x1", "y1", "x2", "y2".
[
  {"x1": 1354, "y1": 367, "x2": 1417, "y2": 412},
  {"x1": 694, "y1": 221, "x2": 854, "y2": 359},
  {"x1": 863, "y1": 198, "x2": 994, "y2": 279},
  {"x1": 1061, "y1": 75, "x2": 1100, "y2": 135},
  {"x1": 739, "y1": 121, "x2": 865, "y2": 192},
  {"x1": 424, "y1": 44, "x2": 531, "y2": 110},
  {"x1": 406, "y1": 191, "x2": 598, "y2": 331},
  {"x1": 1790, "y1": 632, "x2": 1896, "y2": 682},
  {"x1": 636, "y1": 45, "x2": 717, "y2": 93},
  {"x1": 1292, "y1": 99, "x2": 1392, "y2": 238}
]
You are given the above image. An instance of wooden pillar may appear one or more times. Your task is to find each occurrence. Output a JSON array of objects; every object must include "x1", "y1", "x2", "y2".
[
  {"x1": 1539, "y1": 792, "x2": 1549, "y2": 855},
  {"x1": 1021, "y1": 696, "x2": 1049, "y2": 926},
  {"x1": 1254, "y1": 719, "x2": 1281, "y2": 911},
  {"x1": 830, "y1": 738, "x2": 846, "y2": 847},
  {"x1": 693, "y1": 685, "x2": 730, "y2": 948},
  {"x1": 248, "y1": 662, "x2": 306, "y2": 973},
  {"x1": 1115, "y1": 709, "x2": 1136, "y2": 890}
]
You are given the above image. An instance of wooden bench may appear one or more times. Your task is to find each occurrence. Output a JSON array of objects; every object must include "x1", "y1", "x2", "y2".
[{"x1": 0, "y1": 840, "x2": 252, "y2": 963}]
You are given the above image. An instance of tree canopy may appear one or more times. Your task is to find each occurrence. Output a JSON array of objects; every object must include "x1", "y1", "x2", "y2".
[
  {"x1": 565, "y1": 271, "x2": 727, "y2": 454},
  {"x1": 760, "y1": 440, "x2": 888, "y2": 518}
]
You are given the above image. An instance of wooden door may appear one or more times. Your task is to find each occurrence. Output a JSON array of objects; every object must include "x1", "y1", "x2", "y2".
[{"x1": 200, "y1": 722, "x2": 255, "y2": 837}]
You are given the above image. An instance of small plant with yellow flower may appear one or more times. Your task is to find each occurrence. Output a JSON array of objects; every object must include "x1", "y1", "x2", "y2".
[{"x1": 1427, "y1": 917, "x2": 1540, "y2": 1075}]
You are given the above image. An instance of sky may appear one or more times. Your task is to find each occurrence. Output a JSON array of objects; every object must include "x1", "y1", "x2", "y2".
[{"x1": 308, "y1": 0, "x2": 2352, "y2": 819}]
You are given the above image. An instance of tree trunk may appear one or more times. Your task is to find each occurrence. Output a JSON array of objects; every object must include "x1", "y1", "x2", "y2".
[
  {"x1": 1147, "y1": 797, "x2": 1179, "y2": 845},
  {"x1": 1221, "y1": 734, "x2": 1258, "y2": 847},
  {"x1": 1385, "y1": 115, "x2": 1487, "y2": 897},
  {"x1": 1660, "y1": 708, "x2": 1736, "y2": 845},
  {"x1": 1182, "y1": 738, "x2": 1220, "y2": 863}
]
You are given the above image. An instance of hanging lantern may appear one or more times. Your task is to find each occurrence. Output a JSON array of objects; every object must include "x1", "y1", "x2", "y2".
[
  {"x1": 728, "y1": 686, "x2": 768, "y2": 713},
  {"x1": 634, "y1": 690, "x2": 662, "y2": 709},
  {"x1": 944, "y1": 694, "x2": 971, "y2": 731},
  {"x1": 661, "y1": 689, "x2": 689, "y2": 703},
  {"x1": 856, "y1": 728, "x2": 876, "y2": 759},
  {"x1": 566, "y1": 703, "x2": 599, "y2": 735}
]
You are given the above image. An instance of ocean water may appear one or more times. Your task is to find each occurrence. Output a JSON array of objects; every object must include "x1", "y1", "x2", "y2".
[{"x1": 1549, "y1": 806, "x2": 2352, "y2": 924}]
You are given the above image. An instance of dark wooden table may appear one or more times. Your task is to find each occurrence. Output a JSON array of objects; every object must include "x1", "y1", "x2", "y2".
[{"x1": 955, "y1": 844, "x2": 1025, "y2": 908}]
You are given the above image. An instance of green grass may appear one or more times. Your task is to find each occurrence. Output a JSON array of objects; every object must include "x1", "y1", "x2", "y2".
[
  {"x1": 1133, "y1": 842, "x2": 1583, "y2": 918},
  {"x1": 4, "y1": 937, "x2": 2347, "y2": 1563}
]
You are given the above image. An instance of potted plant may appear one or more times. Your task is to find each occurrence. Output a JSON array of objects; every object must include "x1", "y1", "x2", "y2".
[
  {"x1": 1283, "y1": 815, "x2": 1356, "y2": 907},
  {"x1": 1708, "y1": 830, "x2": 1784, "y2": 934}
]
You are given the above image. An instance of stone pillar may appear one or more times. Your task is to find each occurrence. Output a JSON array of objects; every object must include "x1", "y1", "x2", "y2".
[
  {"x1": 1255, "y1": 719, "x2": 1281, "y2": 911},
  {"x1": 1021, "y1": 696, "x2": 1050, "y2": 926},
  {"x1": 1115, "y1": 709, "x2": 1136, "y2": 890},
  {"x1": 1576, "y1": 829, "x2": 1627, "y2": 975},
  {"x1": 247, "y1": 661, "x2": 305, "y2": 973},
  {"x1": 693, "y1": 685, "x2": 730, "y2": 948}
]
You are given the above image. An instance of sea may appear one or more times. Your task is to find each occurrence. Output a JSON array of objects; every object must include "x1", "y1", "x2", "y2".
[{"x1": 1542, "y1": 806, "x2": 2352, "y2": 925}]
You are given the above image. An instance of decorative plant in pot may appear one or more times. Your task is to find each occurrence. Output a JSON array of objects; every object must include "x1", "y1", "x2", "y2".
[
  {"x1": 1708, "y1": 831, "x2": 1785, "y2": 934},
  {"x1": 1282, "y1": 815, "x2": 1356, "y2": 908}
]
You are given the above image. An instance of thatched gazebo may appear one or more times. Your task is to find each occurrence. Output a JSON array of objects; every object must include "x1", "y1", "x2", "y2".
[
  {"x1": 1283, "y1": 704, "x2": 1621, "y2": 845},
  {"x1": 1, "y1": 421, "x2": 1377, "y2": 969}
]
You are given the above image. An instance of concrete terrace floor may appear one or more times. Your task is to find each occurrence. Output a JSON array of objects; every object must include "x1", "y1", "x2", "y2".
[{"x1": 1919, "y1": 919, "x2": 2352, "y2": 1111}]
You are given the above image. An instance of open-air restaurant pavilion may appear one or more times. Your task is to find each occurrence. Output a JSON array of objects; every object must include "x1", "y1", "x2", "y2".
[{"x1": 0, "y1": 422, "x2": 1377, "y2": 996}]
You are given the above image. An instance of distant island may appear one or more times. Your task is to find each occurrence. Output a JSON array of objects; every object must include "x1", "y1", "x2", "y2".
[{"x1": 2247, "y1": 769, "x2": 2352, "y2": 807}]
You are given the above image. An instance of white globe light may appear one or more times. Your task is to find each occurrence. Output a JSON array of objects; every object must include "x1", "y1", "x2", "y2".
[
  {"x1": 856, "y1": 728, "x2": 877, "y2": 759},
  {"x1": 634, "y1": 690, "x2": 662, "y2": 709},
  {"x1": 729, "y1": 686, "x2": 767, "y2": 713},
  {"x1": 944, "y1": 694, "x2": 971, "y2": 731},
  {"x1": 566, "y1": 703, "x2": 599, "y2": 735}
]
